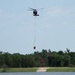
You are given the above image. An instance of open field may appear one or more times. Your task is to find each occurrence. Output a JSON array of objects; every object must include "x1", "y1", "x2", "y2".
[
  {"x1": 0, "y1": 67, "x2": 75, "y2": 72},
  {"x1": 47, "y1": 67, "x2": 75, "y2": 72},
  {"x1": 0, "y1": 68, "x2": 37, "y2": 72}
]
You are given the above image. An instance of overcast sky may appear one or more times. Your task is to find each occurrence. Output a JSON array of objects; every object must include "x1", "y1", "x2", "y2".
[{"x1": 0, "y1": 0, "x2": 75, "y2": 54}]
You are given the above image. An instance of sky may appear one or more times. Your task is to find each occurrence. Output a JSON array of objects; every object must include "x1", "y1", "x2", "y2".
[{"x1": 0, "y1": 0, "x2": 75, "y2": 54}]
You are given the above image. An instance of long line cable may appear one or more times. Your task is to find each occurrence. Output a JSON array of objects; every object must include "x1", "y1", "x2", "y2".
[{"x1": 33, "y1": 16, "x2": 36, "y2": 49}]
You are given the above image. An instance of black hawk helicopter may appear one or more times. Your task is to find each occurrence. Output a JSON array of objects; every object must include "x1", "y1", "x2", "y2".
[{"x1": 29, "y1": 8, "x2": 41, "y2": 16}]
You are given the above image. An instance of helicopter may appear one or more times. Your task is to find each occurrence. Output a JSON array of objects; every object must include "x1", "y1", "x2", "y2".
[
  {"x1": 29, "y1": 8, "x2": 40, "y2": 16},
  {"x1": 28, "y1": 8, "x2": 43, "y2": 49}
]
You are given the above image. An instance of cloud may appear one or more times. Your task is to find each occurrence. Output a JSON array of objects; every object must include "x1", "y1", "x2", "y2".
[{"x1": 47, "y1": 7, "x2": 75, "y2": 17}]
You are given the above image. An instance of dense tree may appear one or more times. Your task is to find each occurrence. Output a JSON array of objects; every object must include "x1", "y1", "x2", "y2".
[
  {"x1": 58, "y1": 51, "x2": 64, "y2": 55},
  {"x1": 0, "y1": 52, "x2": 3, "y2": 67},
  {"x1": 69, "y1": 52, "x2": 75, "y2": 66},
  {"x1": 48, "y1": 54, "x2": 64, "y2": 67},
  {"x1": 0, "y1": 49, "x2": 75, "y2": 68}
]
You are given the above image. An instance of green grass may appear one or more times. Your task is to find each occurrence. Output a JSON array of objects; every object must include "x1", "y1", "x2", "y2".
[
  {"x1": 0, "y1": 67, "x2": 75, "y2": 72},
  {"x1": 47, "y1": 67, "x2": 75, "y2": 72},
  {"x1": 0, "y1": 68, "x2": 38, "y2": 72}
]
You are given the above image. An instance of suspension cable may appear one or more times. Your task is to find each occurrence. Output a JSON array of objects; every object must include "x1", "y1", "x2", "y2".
[{"x1": 33, "y1": 16, "x2": 36, "y2": 49}]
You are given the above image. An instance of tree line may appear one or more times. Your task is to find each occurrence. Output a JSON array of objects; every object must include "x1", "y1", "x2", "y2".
[{"x1": 0, "y1": 48, "x2": 75, "y2": 68}]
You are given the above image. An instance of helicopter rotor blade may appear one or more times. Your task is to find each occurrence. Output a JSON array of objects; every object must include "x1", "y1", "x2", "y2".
[
  {"x1": 27, "y1": 9, "x2": 33, "y2": 11},
  {"x1": 29, "y1": 8, "x2": 36, "y2": 10},
  {"x1": 28, "y1": 8, "x2": 43, "y2": 11},
  {"x1": 37, "y1": 8, "x2": 44, "y2": 10},
  {"x1": 27, "y1": 8, "x2": 34, "y2": 11}
]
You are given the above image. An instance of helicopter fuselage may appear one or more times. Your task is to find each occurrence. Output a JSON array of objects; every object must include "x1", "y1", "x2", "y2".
[{"x1": 33, "y1": 10, "x2": 39, "y2": 16}]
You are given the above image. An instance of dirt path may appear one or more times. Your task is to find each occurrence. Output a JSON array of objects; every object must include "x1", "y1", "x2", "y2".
[{"x1": 36, "y1": 67, "x2": 48, "y2": 72}]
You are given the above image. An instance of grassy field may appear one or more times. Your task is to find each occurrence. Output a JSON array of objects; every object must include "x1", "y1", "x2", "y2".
[
  {"x1": 0, "y1": 67, "x2": 75, "y2": 72},
  {"x1": 47, "y1": 67, "x2": 75, "y2": 72},
  {"x1": 0, "y1": 68, "x2": 37, "y2": 72}
]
